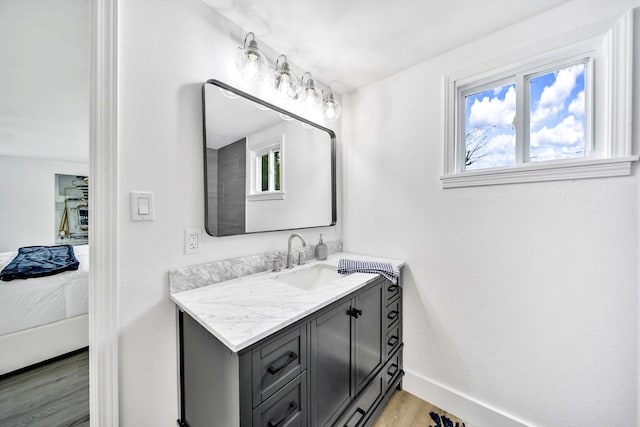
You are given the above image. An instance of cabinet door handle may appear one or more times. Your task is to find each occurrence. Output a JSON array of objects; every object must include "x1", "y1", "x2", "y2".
[
  {"x1": 387, "y1": 363, "x2": 399, "y2": 377},
  {"x1": 267, "y1": 402, "x2": 297, "y2": 427},
  {"x1": 346, "y1": 307, "x2": 363, "y2": 319},
  {"x1": 387, "y1": 310, "x2": 398, "y2": 320},
  {"x1": 387, "y1": 285, "x2": 399, "y2": 293},
  {"x1": 344, "y1": 407, "x2": 366, "y2": 427},
  {"x1": 267, "y1": 352, "x2": 298, "y2": 375},
  {"x1": 387, "y1": 335, "x2": 399, "y2": 347}
]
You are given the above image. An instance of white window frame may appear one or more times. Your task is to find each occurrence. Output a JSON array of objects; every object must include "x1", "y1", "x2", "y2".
[
  {"x1": 255, "y1": 146, "x2": 280, "y2": 193},
  {"x1": 442, "y1": 10, "x2": 637, "y2": 188},
  {"x1": 246, "y1": 135, "x2": 286, "y2": 201}
]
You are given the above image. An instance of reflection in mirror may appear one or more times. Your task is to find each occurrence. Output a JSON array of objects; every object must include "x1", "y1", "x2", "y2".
[{"x1": 203, "y1": 80, "x2": 336, "y2": 236}]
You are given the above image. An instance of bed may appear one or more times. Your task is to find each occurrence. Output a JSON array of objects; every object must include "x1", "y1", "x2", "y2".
[{"x1": 0, "y1": 245, "x2": 89, "y2": 375}]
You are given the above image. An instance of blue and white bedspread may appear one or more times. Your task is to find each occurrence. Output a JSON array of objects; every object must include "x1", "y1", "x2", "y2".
[{"x1": 337, "y1": 259, "x2": 400, "y2": 284}]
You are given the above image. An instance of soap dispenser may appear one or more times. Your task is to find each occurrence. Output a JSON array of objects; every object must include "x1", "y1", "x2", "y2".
[{"x1": 315, "y1": 234, "x2": 328, "y2": 260}]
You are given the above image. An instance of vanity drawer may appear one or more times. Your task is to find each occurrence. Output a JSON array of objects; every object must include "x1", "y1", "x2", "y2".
[
  {"x1": 385, "y1": 346, "x2": 403, "y2": 391},
  {"x1": 385, "y1": 324, "x2": 401, "y2": 357},
  {"x1": 253, "y1": 372, "x2": 307, "y2": 427},
  {"x1": 384, "y1": 297, "x2": 400, "y2": 333},
  {"x1": 335, "y1": 371, "x2": 384, "y2": 427},
  {"x1": 252, "y1": 326, "x2": 307, "y2": 407},
  {"x1": 385, "y1": 282, "x2": 400, "y2": 304}
]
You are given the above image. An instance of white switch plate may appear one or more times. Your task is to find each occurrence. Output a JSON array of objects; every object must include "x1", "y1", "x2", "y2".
[
  {"x1": 184, "y1": 228, "x2": 200, "y2": 254},
  {"x1": 130, "y1": 191, "x2": 155, "y2": 221}
]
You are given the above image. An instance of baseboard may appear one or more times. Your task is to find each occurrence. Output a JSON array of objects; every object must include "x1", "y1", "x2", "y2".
[{"x1": 403, "y1": 369, "x2": 533, "y2": 427}]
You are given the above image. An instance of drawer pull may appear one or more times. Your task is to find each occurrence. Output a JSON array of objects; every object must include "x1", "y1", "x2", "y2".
[
  {"x1": 267, "y1": 402, "x2": 297, "y2": 427},
  {"x1": 387, "y1": 310, "x2": 398, "y2": 320},
  {"x1": 387, "y1": 285, "x2": 399, "y2": 293},
  {"x1": 344, "y1": 407, "x2": 366, "y2": 427},
  {"x1": 267, "y1": 352, "x2": 298, "y2": 375},
  {"x1": 387, "y1": 363, "x2": 399, "y2": 377},
  {"x1": 387, "y1": 335, "x2": 399, "y2": 347}
]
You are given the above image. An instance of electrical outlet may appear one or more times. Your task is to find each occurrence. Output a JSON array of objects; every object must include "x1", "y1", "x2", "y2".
[{"x1": 184, "y1": 228, "x2": 201, "y2": 254}]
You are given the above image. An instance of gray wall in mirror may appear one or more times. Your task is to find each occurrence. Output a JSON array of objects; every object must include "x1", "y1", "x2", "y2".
[{"x1": 203, "y1": 80, "x2": 336, "y2": 237}]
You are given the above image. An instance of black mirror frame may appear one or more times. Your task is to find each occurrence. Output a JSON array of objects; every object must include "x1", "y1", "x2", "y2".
[{"x1": 202, "y1": 79, "x2": 337, "y2": 237}]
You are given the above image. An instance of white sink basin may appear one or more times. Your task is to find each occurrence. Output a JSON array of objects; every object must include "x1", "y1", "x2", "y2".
[{"x1": 276, "y1": 264, "x2": 342, "y2": 290}]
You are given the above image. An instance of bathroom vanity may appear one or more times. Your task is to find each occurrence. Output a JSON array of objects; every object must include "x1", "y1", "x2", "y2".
[{"x1": 171, "y1": 253, "x2": 404, "y2": 427}]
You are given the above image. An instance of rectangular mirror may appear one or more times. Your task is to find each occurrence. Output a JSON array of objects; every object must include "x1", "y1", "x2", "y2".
[{"x1": 203, "y1": 80, "x2": 336, "y2": 236}]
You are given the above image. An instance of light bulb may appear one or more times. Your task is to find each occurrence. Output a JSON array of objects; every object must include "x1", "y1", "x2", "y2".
[
  {"x1": 323, "y1": 89, "x2": 341, "y2": 122},
  {"x1": 236, "y1": 33, "x2": 267, "y2": 82},
  {"x1": 277, "y1": 74, "x2": 290, "y2": 94},
  {"x1": 299, "y1": 73, "x2": 322, "y2": 111},
  {"x1": 273, "y1": 55, "x2": 299, "y2": 99}
]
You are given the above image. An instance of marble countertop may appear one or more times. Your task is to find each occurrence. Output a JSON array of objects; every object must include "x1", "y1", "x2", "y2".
[{"x1": 170, "y1": 252, "x2": 405, "y2": 353}]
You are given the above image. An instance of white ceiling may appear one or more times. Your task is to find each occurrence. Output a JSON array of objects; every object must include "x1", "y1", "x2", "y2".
[{"x1": 204, "y1": 0, "x2": 573, "y2": 94}]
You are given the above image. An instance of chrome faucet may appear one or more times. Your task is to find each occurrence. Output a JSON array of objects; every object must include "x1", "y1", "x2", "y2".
[{"x1": 286, "y1": 233, "x2": 306, "y2": 268}]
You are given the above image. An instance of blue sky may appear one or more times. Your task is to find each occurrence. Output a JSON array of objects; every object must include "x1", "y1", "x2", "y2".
[{"x1": 464, "y1": 64, "x2": 585, "y2": 170}]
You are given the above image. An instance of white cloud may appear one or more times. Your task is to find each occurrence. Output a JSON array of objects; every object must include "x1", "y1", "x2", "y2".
[
  {"x1": 466, "y1": 132, "x2": 515, "y2": 170},
  {"x1": 531, "y1": 64, "x2": 583, "y2": 125},
  {"x1": 568, "y1": 90, "x2": 585, "y2": 116},
  {"x1": 530, "y1": 115, "x2": 584, "y2": 148},
  {"x1": 486, "y1": 133, "x2": 515, "y2": 153},
  {"x1": 468, "y1": 86, "x2": 516, "y2": 129}
]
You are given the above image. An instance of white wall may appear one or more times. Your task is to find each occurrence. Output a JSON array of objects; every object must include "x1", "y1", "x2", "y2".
[
  {"x1": 343, "y1": 1, "x2": 640, "y2": 426},
  {"x1": 0, "y1": 156, "x2": 88, "y2": 252},
  {"x1": 0, "y1": 0, "x2": 90, "y2": 251},
  {"x1": 0, "y1": 0, "x2": 90, "y2": 162},
  {"x1": 117, "y1": 1, "x2": 341, "y2": 425}
]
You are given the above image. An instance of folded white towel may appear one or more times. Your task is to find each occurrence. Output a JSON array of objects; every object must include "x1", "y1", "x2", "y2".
[{"x1": 337, "y1": 259, "x2": 399, "y2": 284}]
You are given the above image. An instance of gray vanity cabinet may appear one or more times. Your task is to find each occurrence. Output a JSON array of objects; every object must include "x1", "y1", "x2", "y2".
[
  {"x1": 310, "y1": 281, "x2": 383, "y2": 427},
  {"x1": 178, "y1": 274, "x2": 402, "y2": 427}
]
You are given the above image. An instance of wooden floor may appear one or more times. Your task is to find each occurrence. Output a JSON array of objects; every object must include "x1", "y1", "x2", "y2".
[
  {"x1": 373, "y1": 390, "x2": 466, "y2": 427},
  {"x1": 0, "y1": 349, "x2": 89, "y2": 427},
  {"x1": 0, "y1": 349, "x2": 460, "y2": 427}
]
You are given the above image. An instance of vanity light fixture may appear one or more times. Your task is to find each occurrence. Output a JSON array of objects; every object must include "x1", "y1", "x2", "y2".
[
  {"x1": 273, "y1": 55, "x2": 299, "y2": 99},
  {"x1": 299, "y1": 72, "x2": 323, "y2": 111},
  {"x1": 235, "y1": 32, "x2": 268, "y2": 82},
  {"x1": 234, "y1": 32, "x2": 342, "y2": 121},
  {"x1": 322, "y1": 88, "x2": 342, "y2": 122}
]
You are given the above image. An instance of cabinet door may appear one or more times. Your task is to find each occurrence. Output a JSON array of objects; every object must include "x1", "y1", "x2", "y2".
[
  {"x1": 354, "y1": 280, "x2": 383, "y2": 394},
  {"x1": 310, "y1": 299, "x2": 353, "y2": 427}
]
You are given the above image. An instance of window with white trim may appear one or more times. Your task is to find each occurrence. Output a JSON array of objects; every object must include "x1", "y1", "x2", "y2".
[
  {"x1": 247, "y1": 134, "x2": 286, "y2": 201},
  {"x1": 462, "y1": 59, "x2": 590, "y2": 171},
  {"x1": 442, "y1": 10, "x2": 637, "y2": 188},
  {"x1": 255, "y1": 145, "x2": 281, "y2": 193}
]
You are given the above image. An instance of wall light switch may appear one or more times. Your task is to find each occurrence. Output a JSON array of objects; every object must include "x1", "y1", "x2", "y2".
[
  {"x1": 130, "y1": 191, "x2": 155, "y2": 221},
  {"x1": 138, "y1": 197, "x2": 150, "y2": 215}
]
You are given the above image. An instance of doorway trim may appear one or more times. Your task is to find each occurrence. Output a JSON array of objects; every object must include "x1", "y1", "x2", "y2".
[{"x1": 90, "y1": 0, "x2": 119, "y2": 424}]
